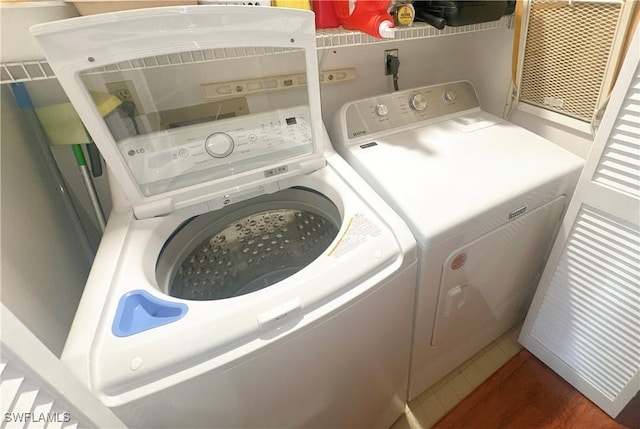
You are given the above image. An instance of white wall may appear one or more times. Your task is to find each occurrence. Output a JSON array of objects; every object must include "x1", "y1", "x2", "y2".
[{"x1": 0, "y1": 2, "x2": 78, "y2": 63}]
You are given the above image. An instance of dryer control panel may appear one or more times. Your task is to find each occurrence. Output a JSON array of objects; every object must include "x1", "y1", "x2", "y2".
[{"x1": 340, "y1": 81, "x2": 480, "y2": 140}]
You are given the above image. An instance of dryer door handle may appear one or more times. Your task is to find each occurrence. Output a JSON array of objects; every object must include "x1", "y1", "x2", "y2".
[{"x1": 257, "y1": 299, "x2": 302, "y2": 327}]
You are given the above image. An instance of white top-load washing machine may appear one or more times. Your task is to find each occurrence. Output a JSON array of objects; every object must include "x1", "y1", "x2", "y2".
[
  {"x1": 331, "y1": 81, "x2": 585, "y2": 399},
  {"x1": 31, "y1": 7, "x2": 418, "y2": 428}
]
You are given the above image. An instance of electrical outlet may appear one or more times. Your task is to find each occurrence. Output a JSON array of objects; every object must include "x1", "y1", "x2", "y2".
[
  {"x1": 106, "y1": 80, "x2": 144, "y2": 114},
  {"x1": 384, "y1": 49, "x2": 399, "y2": 76}
]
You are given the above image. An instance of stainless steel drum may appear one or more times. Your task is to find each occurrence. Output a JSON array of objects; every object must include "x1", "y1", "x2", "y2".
[{"x1": 156, "y1": 188, "x2": 341, "y2": 300}]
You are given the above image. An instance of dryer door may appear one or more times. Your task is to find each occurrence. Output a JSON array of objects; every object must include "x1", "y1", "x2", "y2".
[
  {"x1": 431, "y1": 195, "x2": 567, "y2": 347},
  {"x1": 31, "y1": 6, "x2": 325, "y2": 218}
]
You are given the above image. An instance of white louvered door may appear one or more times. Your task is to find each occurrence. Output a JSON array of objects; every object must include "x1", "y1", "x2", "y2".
[
  {"x1": 519, "y1": 25, "x2": 640, "y2": 418},
  {"x1": 0, "y1": 305, "x2": 126, "y2": 429}
]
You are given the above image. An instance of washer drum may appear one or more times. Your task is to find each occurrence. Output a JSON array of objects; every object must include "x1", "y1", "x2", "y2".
[{"x1": 156, "y1": 188, "x2": 341, "y2": 300}]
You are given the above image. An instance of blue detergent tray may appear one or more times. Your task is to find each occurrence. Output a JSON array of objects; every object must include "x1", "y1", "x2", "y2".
[{"x1": 112, "y1": 290, "x2": 188, "y2": 337}]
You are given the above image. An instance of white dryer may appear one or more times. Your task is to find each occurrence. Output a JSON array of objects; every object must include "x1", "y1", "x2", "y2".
[
  {"x1": 331, "y1": 81, "x2": 585, "y2": 399},
  {"x1": 32, "y1": 7, "x2": 417, "y2": 428}
]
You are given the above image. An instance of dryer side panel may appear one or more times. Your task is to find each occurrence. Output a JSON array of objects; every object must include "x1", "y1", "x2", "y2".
[{"x1": 431, "y1": 195, "x2": 567, "y2": 347}]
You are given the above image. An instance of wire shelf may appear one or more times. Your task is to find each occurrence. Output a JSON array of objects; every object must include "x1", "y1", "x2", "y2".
[
  {"x1": 82, "y1": 46, "x2": 298, "y2": 76},
  {"x1": 1, "y1": 16, "x2": 512, "y2": 84},
  {"x1": 316, "y1": 16, "x2": 512, "y2": 49},
  {"x1": 1, "y1": 60, "x2": 56, "y2": 84}
]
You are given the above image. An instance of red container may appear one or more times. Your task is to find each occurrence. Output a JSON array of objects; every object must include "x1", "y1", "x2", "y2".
[
  {"x1": 333, "y1": 0, "x2": 395, "y2": 39},
  {"x1": 313, "y1": 0, "x2": 341, "y2": 29}
]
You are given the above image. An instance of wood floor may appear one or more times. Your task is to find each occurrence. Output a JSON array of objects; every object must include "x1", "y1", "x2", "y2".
[{"x1": 431, "y1": 349, "x2": 640, "y2": 429}]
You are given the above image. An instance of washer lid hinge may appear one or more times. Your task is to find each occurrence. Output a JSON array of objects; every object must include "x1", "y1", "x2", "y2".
[{"x1": 134, "y1": 198, "x2": 175, "y2": 219}]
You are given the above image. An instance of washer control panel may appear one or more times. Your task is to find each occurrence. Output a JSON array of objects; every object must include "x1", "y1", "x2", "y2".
[
  {"x1": 342, "y1": 81, "x2": 480, "y2": 140},
  {"x1": 118, "y1": 106, "x2": 312, "y2": 188}
]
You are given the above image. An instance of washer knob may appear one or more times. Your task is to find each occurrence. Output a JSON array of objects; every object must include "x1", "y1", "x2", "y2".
[
  {"x1": 205, "y1": 132, "x2": 234, "y2": 158},
  {"x1": 375, "y1": 103, "x2": 389, "y2": 117},
  {"x1": 409, "y1": 93, "x2": 427, "y2": 111}
]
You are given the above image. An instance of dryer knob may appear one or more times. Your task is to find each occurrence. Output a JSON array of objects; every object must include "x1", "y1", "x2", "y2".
[
  {"x1": 409, "y1": 93, "x2": 427, "y2": 111},
  {"x1": 205, "y1": 132, "x2": 234, "y2": 158},
  {"x1": 444, "y1": 89, "x2": 458, "y2": 102},
  {"x1": 375, "y1": 103, "x2": 389, "y2": 117}
]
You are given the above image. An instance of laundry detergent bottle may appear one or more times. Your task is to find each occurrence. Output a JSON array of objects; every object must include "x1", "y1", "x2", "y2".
[
  {"x1": 334, "y1": 0, "x2": 395, "y2": 39},
  {"x1": 313, "y1": 0, "x2": 340, "y2": 29}
]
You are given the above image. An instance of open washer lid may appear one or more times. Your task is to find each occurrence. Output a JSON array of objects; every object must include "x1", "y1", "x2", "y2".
[{"x1": 31, "y1": 6, "x2": 326, "y2": 218}]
